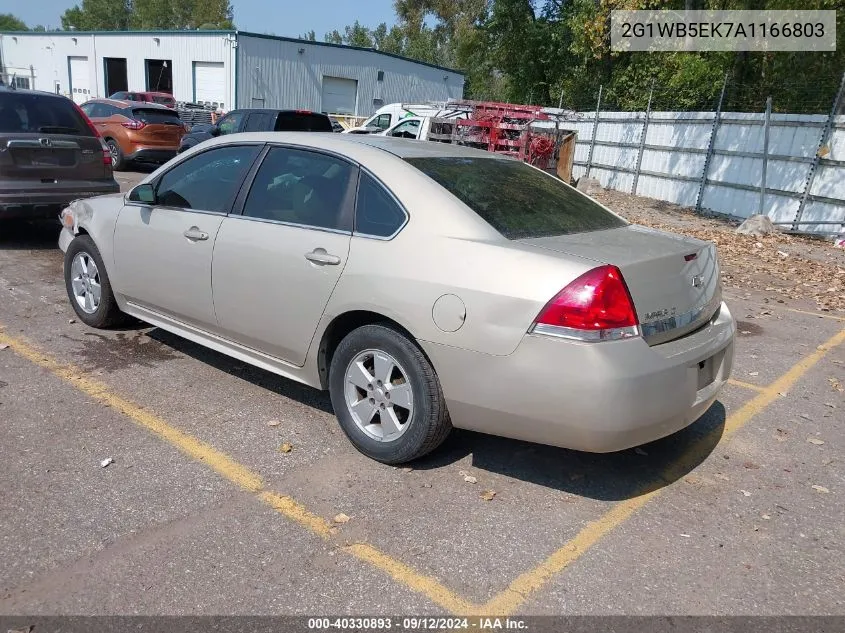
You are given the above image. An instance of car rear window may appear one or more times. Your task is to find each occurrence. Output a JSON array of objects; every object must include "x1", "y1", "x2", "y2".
[
  {"x1": 151, "y1": 95, "x2": 175, "y2": 107},
  {"x1": 274, "y1": 112, "x2": 333, "y2": 132},
  {"x1": 405, "y1": 157, "x2": 627, "y2": 239},
  {"x1": 0, "y1": 92, "x2": 92, "y2": 136},
  {"x1": 132, "y1": 107, "x2": 182, "y2": 125}
]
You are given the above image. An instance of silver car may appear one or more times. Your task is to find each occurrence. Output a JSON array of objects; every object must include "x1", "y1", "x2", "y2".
[{"x1": 58, "y1": 133, "x2": 735, "y2": 464}]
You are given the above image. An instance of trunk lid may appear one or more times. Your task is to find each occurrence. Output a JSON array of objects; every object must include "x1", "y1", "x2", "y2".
[
  {"x1": 131, "y1": 107, "x2": 184, "y2": 146},
  {"x1": 522, "y1": 225, "x2": 722, "y2": 345},
  {"x1": 0, "y1": 133, "x2": 107, "y2": 182}
]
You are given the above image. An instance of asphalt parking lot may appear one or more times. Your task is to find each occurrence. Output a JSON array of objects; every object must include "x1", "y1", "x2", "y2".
[{"x1": 0, "y1": 170, "x2": 843, "y2": 618}]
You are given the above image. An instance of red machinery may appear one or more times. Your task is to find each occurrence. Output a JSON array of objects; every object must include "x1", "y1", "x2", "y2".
[{"x1": 447, "y1": 100, "x2": 560, "y2": 168}]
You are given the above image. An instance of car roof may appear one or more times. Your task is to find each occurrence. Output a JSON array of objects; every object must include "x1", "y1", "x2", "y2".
[
  {"x1": 206, "y1": 131, "x2": 511, "y2": 160},
  {"x1": 90, "y1": 98, "x2": 173, "y2": 110},
  {"x1": 0, "y1": 87, "x2": 73, "y2": 101}
]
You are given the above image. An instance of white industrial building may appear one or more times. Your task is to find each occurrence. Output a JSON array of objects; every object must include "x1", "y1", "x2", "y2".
[{"x1": 0, "y1": 30, "x2": 465, "y2": 115}]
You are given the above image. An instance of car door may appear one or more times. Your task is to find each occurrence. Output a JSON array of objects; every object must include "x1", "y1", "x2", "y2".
[
  {"x1": 113, "y1": 144, "x2": 263, "y2": 331},
  {"x1": 212, "y1": 145, "x2": 358, "y2": 365}
]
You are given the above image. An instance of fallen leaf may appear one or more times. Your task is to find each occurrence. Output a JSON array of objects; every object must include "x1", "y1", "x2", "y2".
[
  {"x1": 806, "y1": 437, "x2": 825, "y2": 445},
  {"x1": 463, "y1": 475, "x2": 478, "y2": 484},
  {"x1": 480, "y1": 490, "x2": 496, "y2": 501},
  {"x1": 333, "y1": 513, "x2": 351, "y2": 524},
  {"x1": 811, "y1": 485, "x2": 830, "y2": 494},
  {"x1": 278, "y1": 442, "x2": 293, "y2": 453},
  {"x1": 267, "y1": 419, "x2": 281, "y2": 427}
]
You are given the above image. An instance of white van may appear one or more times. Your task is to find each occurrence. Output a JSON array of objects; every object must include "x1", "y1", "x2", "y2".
[{"x1": 343, "y1": 102, "x2": 468, "y2": 134}]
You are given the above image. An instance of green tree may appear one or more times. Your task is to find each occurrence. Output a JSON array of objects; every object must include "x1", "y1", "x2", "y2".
[
  {"x1": 0, "y1": 13, "x2": 28, "y2": 30},
  {"x1": 344, "y1": 20, "x2": 374, "y2": 47},
  {"x1": 325, "y1": 30, "x2": 343, "y2": 44},
  {"x1": 60, "y1": 0, "x2": 132, "y2": 30},
  {"x1": 300, "y1": 29, "x2": 316, "y2": 41}
]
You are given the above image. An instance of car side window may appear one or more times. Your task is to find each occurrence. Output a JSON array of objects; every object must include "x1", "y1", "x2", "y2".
[
  {"x1": 390, "y1": 120, "x2": 420, "y2": 139},
  {"x1": 155, "y1": 145, "x2": 260, "y2": 213},
  {"x1": 374, "y1": 114, "x2": 391, "y2": 130},
  {"x1": 355, "y1": 172, "x2": 407, "y2": 238},
  {"x1": 243, "y1": 113, "x2": 270, "y2": 132},
  {"x1": 241, "y1": 146, "x2": 354, "y2": 231},
  {"x1": 80, "y1": 103, "x2": 96, "y2": 117},
  {"x1": 218, "y1": 111, "x2": 245, "y2": 135}
]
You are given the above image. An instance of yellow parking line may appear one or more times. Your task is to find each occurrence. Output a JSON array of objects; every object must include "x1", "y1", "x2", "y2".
[
  {"x1": 0, "y1": 328, "x2": 473, "y2": 614},
  {"x1": 783, "y1": 308, "x2": 845, "y2": 322},
  {"x1": 727, "y1": 378, "x2": 768, "y2": 393},
  {"x1": 481, "y1": 326, "x2": 845, "y2": 616}
]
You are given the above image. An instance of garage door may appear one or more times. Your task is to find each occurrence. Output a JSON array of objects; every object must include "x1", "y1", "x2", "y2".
[
  {"x1": 193, "y1": 62, "x2": 226, "y2": 107},
  {"x1": 321, "y1": 77, "x2": 358, "y2": 115},
  {"x1": 68, "y1": 56, "x2": 90, "y2": 105}
]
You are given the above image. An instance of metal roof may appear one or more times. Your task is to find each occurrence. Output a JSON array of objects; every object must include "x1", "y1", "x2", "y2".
[{"x1": 0, "y1": 28, "x2": 465, "y2": 77}]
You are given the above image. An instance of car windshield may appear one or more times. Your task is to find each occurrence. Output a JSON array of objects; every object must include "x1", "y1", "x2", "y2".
[
  {"x1": 0, "y1": 92, "x2": 91, "y2": 136},
  {"x1": 152, "y1": 95, "x2": 175, "y2": 106},
  {"x1": 405, "y1": 156, "x2": 627, "y2": 239}
]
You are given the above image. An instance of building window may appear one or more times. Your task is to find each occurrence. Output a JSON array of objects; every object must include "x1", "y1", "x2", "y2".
[{"x1": 13, "y1": 76, "x2": 30, "y2": 90}]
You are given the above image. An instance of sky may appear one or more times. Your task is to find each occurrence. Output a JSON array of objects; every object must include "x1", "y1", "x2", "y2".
[{"x1": 0, "y1": 0, "x2": 398, "y2": 36}]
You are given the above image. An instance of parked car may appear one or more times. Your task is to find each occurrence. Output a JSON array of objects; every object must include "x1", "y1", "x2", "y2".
[
  {"x1": 0, "y1": 86, "x2": 119, "y2": 219},
  {"x1": 80, "y1": 99, "x2": 186, "y2": 170},
  {"x1": 58, "y1": 133, "x2": 735, "y2": 464},
  {"x1": 343, "y1": 102, "x2": 452, "y2": 134},
  {"x1": 108, "y1": 91, "x2": 176, "y2": 109},
  {"x1": 178, "y1": 109, "x2": 333, "y2": 153}
]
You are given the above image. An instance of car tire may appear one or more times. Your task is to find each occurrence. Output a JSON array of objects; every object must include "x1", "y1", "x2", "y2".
[
  {"x1": 64, "y1": 234, "x2": 126, "y2": 328},
  {"x1": 106, "y1": 139, "x2": 126, "y2": 171},
  {"x1": 329, "y1": 323, "x2": 452, "y2": 464}
]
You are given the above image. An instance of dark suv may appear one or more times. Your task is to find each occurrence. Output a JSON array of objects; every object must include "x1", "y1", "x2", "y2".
[
  {"x1": 179, "y1": 108, "x2": 333, "y2": 153},
  {"x1": 0, "y1": 87, "x2": 120, "y2": 219}
]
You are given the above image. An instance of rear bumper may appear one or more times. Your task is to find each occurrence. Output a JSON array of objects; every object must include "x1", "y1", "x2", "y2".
[
  {"x1": 0, "y1": 182, "x2": 120, "y2": 219},
  {"x1": 126, "y1": 148, "x2": 177, "y2": 163},
  {"x1": 420, "y1": 301, "x2": 736, "y2": 453}
]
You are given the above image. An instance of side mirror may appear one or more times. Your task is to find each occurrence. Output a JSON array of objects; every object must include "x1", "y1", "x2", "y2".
[{"x1": 129, "y1": 183, "x2": 156, "y2": 204}]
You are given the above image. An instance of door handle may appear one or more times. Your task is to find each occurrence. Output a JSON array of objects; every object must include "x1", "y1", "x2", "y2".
[
  {"x1": 305, "y1": 248, "x2": 341, "y2": 266},
  {"x1": 183, "y1": 227, "x2": 209, "y2": 241}
]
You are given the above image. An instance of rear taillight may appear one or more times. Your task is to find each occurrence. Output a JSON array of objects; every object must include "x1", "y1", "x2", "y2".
[
  {"x1": 531, "y1": 265, "x2": 640, "y2": 342},
  {"x1": 121, "y1": 119, "x2": 146, "y2": 130},
  {"x1": 101, "y1": 140, "x2": 111, "y2": 165}
]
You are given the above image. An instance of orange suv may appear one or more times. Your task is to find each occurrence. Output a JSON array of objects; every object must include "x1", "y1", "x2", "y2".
[{"x1": 80, "y1": 99, "x2": 185, "y2": 170}]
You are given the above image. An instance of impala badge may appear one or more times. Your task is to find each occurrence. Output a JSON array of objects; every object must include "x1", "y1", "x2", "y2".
[{"x1": 691, "y1": 274, "x2": 704, "y2": 288}]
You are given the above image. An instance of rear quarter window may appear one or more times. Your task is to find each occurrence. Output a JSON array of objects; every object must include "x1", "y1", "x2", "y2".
[
  {"x1": 0, "y1": 93, "x2": 92, "y2": 135},
  {"x1": 274, "y1": 113, "x2": 333, "y2": 132},
  {"x1": 405, "y1": 157, "x2": 627, "y2": 239}
]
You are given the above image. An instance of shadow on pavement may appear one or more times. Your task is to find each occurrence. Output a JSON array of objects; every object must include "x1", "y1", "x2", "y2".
[
  {"x1": 148, "y1": 328, "x2": 334, "y2": 414},
  {"x1": 0, "y1": 219, "x2": 62, "y2": 251}
]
